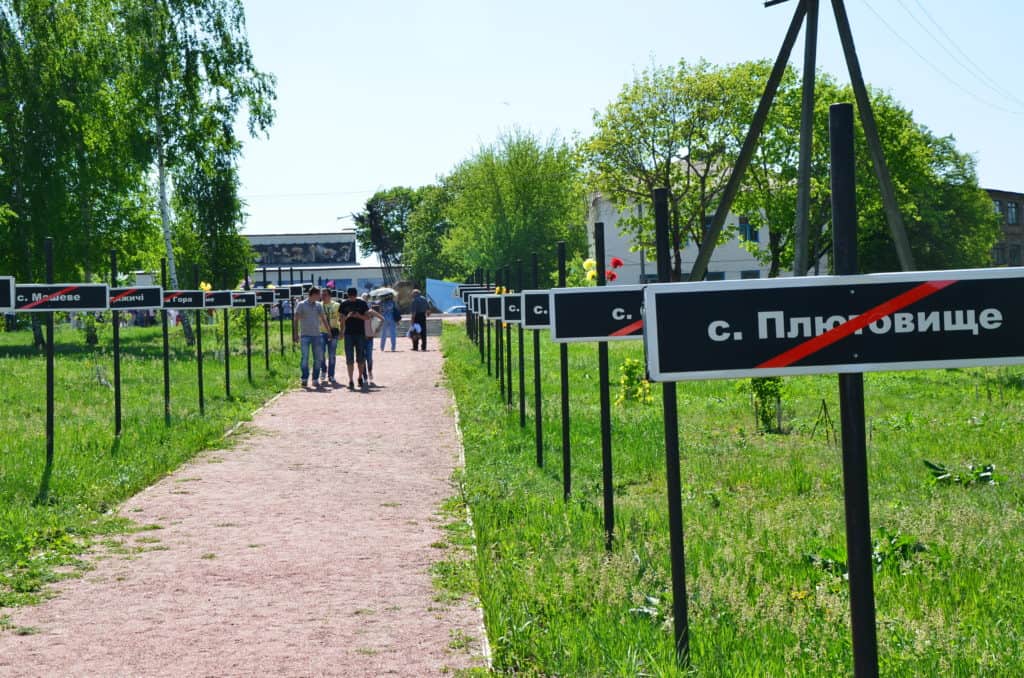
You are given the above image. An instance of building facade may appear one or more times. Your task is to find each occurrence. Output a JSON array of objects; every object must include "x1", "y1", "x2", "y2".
[
  {"x1": 986, "y1": 188, "x2": 1024, "y2": 267},
  {"x1": 244, "y1": 230, "x2": 394, "y2": 293},
  {"x1": 587, "y1": 194, "x2": 778, "y2": 284}
]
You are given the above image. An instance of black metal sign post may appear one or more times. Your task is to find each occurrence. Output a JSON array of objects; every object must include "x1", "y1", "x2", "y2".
[
  {"x1": 516, "y1": 260, "x2": 526, "y2": 427},
  {"x1": 557, "y1": 241, "x2": 571, "y2": 501},
  {"x1": 501, "y1": 290, "x2": 522, "y2": 411},
  {"x1": 594, "y1": 222, "x2": 615, "y2": 552},
  {"x1": 241, "y1": 281, "x2": 253, "y2": 384},
  {"x1": 110, "y1": 251, "x2": 122, "y2": 436},
  {"x1": 655, "y1": 187, "x2": 689, "y2": 665},
  {"x1": 529, "y1": 254, "x2": 544, "y2": 467},
  {"x1": 831, "y1": 101, "x2": 879, "y2": 678},
  {"x1": 193, "y1": 265, "x2": 205, "y2": 415},
  {"x1": 480, "y1": 272, "x2": 486, "y2": 360},
  {"x1": 290, "y1": 266, "x2": 296, "y2": 351},
  {"x1": 486, "y1": 272, "x2": 492, "y2": 376},
  {"x1": 257, "y1": 285, "x2": 274, "y2": 372},
  {"x1": 277, "y1": 266, "x2": 285, "y2": 356},
  {"x1": 206, "y1": 289, "x2": 232, "y2": 399},
  {"x1": 109, "y1": 281, "x2": 163, "y2": 434},
  {"x1": 496, "y1": 271, "x2": 504, "y2": 391},
  {"x1": 41, "y1": 238, "x2": 55, "y2": 503},
  {"x1": 505, "y1": 265, "x2": 513, "y2": 407},
  {"x1": 161, "y1": 259, "x2": 171, "y2": 427}
]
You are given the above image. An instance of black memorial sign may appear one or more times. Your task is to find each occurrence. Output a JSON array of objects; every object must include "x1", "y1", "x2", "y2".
[
  {"x1": 462, "y1": 286, "x2": 492, "y2": 304},
  {"x1": 549, "y1": 285, "x2": 644, "y2": 343},
  {"x1": 521, "y1": 290, "x2": 550, "y2": 329},
  {"x1": 255, "y1": 290, "x2": 276, "y2": 305},
  {"x1": 0, "y1": 276, "x2": 13, "y2": 311},
  {"x1": 232, "y1": 292, "x2": 257, "y2": 308},
  {"x1": 501, "y1": 295, "x2": 522, "y2": 323},
  {"x1": 290, "y1": 285, "x2": 304, "y2": 297},
  {"x1": 110, "y1": 286, "x2": 162, "y2": 310},
  {"x1": 485, "y1": 295, "x2": 502, "y2": 320},
  {"x1": 15, "y1": 284, "x2": 109, "y2": 312},
  {"x1": 644, "y1": 268, "x2": 1024, "y2": 382},
  {"x1": 275, "y1": 287, "x2": 291, "y2": 301},
  {"x1": 205, "y1": 291, "x2": 232, "y2": 309},
  {"x1": 302, "y1": 283, "x2": 313, "y2": 294},
  {"x1": 163, "y1": 290, "x2": 205, "y2": 309}
]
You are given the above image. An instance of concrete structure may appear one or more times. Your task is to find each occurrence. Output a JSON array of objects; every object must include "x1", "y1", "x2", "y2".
[
  {"x1": 587, "y1": 194, "x2": 778, "y2": 283},
  {"x1": 244, "y1": 229, "x2": 396, "y2": 293},
  {"x1": 985, "y1": 188, "x2": 1024, "y2": 267}
]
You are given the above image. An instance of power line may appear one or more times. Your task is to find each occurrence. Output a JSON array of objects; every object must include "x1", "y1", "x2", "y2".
[
  {"x1": 897, "y1": 0, "x2": 1024, "y2": 109},
  {"x1": 857, "y1": 0, "x2": 1024, "y2": 116}
]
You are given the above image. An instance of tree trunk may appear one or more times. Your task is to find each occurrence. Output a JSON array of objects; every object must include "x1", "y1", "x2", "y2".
[{"x1": 157, "y1": 143, "x2": 195, "y2": 345}]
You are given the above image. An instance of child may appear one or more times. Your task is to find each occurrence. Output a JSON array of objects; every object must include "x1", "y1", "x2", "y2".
[{"x1": 407, "y1": 321, "x2": 423, "y2": 350}]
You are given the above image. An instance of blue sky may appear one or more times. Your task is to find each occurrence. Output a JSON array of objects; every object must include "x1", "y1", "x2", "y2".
[{"x1": 236, "y1": 0, "x2": 1022, "y2": 235}]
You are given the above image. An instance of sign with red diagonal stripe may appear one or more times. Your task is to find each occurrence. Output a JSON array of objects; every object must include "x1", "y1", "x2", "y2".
[
  {"x1": 204, "y1": 291, "x2": 233, "y2": 309},
  {"x1": 644, "y1": 268, "x2": 1024, "y2": 382},
  {"x1": 163, "y1": 290, "x2": 205, "y2": 309},
  {"x1": 14, "y1": 284, "x2": 109, "y2": 312},
  {"x1": 549, "y1": 285, "x2": 644, "y2": 343},
  {"x1": 0, "y1": 276, "x2": 13, "y2": 311},
  {"x1": 255, "y1": 290, "x2": 276, "y2": 305},
  {"x1": 110, "y1": 286, "x2": 163, "y2": 310}
]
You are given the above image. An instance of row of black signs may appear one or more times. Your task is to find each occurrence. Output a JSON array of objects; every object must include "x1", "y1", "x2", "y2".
[
  {"x1": 461, "y1": 268, "x2": 1024, "y2": 382},
  {"x1": 0, "y1": 277, "x2": 312, "y2": 313}
]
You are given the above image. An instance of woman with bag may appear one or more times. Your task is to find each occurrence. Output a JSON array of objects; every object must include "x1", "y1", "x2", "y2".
[
  {"x1": 379, "y1": 294, "x2": 399, "y2": 352},
  {"x1": 362, "y1": 295, "x2": 385, "y2": 386}
]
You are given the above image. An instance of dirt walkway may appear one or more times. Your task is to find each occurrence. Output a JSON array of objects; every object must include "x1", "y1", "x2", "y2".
[{"x1": 0, "y1": 335, "x2": 485, "y2": 676}]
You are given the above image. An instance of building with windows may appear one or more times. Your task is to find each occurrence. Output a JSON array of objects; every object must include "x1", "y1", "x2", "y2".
[
  {"x1": 986, "y1": 188, "x2": 1024, "y2": 267},
  {"x1": 587, "y1": 194, "x2": 781, "y2": 284},
  {"x1": 243, "y1": 230, "x2": 396, "y2": 292}
]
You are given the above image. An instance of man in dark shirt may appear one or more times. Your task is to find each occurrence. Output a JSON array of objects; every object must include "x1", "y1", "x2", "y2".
[
  {"x1": 409, "y1": 288, "x2": 430, "y2": 351},
  {"x1": 340, "y1": 286, "x2": 370, "y2": 390}
]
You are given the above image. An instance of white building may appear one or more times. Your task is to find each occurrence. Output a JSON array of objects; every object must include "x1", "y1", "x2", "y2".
[
  {"x1": 587, "y1": 194, "x2": 778, "y2": 283},
  {"x1": 244, "y1": 229, "x2": 396, "y2": 293}
]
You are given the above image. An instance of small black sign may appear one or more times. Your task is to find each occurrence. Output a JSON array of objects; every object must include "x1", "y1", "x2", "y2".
[
  {"x1": 163, "y1": 290, "x2": 205, "y2": 309},
  {"x1": 290, "y1": 285, "x2": 304, "y2": 297},
  {"x1": 302, "y1": 283, "x2": 313, "y2": 294},
  {"x1": 501, "y1": 295, "x2": 522, "y2": 323},
  {"x1": 461, "y1": 286, "x2": 491, "y2": 303},
  {"x1": 232, "y1": 292, "x2": 257, "y2": 308},
  {"x1": 110, "y1": 286, "x2": 163, "y2": 311},
  {"x1": 522, "y1": 290, "x2": 550, "y2": 329},
  {"x1": 644, "y1": 268, "x2": 1024, "y2": 382},
  {"x1": 485, "y1": 296, "x2": 502, "y2": 320},
  {"x1": 0, "y1": 276, "x2": 13, "y2": 311},
  {"x1": 204, "y1": 291, "x2": 233, "y2": 309},
  {"x1": 467, "y1": 293, "x2": 489, "y2": 315},
  {"x1": 15, "y1": 284, "x2": 109, "y2": 312},
  {"x1": 549, "y1": 285, "x2": 644, "y2": 343},
  {"x1": 275, "y1": 288, "x2": 291, "y2": 301},
  {"x1": 255, "y1": 290, "x2": 276, "y2": 305}
]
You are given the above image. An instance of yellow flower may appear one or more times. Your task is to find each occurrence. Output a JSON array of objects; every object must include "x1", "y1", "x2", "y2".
[
  {"x1": 586, "y1": 269, "x2": 598, "y2": 281},
  {"x1": 267, "y1": 283, "x2": 275, "y2": 289},
  {"x1": 199, "y1": 281, "x2": 213, "y2": 292},
  {"x1": 583, "y1": 258, "x2": 596, "y2": 271}
]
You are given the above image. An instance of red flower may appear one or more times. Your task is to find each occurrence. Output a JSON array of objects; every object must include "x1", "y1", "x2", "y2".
[
  {"x1": 609, "y1": 256, "x2": 625, "y2": 269},
  {"x1": 605, "y1": 270, "x2": 618, "y2": 282}
]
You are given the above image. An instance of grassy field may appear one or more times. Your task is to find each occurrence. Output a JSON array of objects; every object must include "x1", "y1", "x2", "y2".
[
  {"x1": 441, "y1": 322, "x2": 1024, "y2": 676},
  {"x1": 0, "y1": 311, "x2": 296, "y2": 609}
]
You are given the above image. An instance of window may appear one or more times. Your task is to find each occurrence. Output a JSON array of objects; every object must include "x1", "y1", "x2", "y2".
[
  {"x1": 994, "y1": 199, "x2": 1003, "y2": 215},
  {"x1": 706, "y1": 271, "x2": 726, "y2": 281},
  {"x1": 1011, "y1": 244, "x2": 1022, "y2": 266},
  {"x1": 1008, "y1": 202, "x2": 1019, "y2": 225},
  {"x1": 993, "y1": 244, "x2": 1007, "y2": 265},
  {"x1": 740, "y1": 270, "x2": 761, "y2": 279},
  {"x1": 738, "y1": 216, "x2": 759, "y2": 242}
]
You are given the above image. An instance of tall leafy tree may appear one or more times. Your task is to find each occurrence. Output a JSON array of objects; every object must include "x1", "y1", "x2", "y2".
[
  {"x1": 443, "y1": 129, "x2": 585, "y2": 282},
  {"x1": 402, "y1": 184, "x2": 459, "y2": 287},
  {"x1": 585, "y1": 60, "x2": 764, "y2": 279},
  {"x1": 353, "y1": 186, "x2": 421, "y2": 285}
]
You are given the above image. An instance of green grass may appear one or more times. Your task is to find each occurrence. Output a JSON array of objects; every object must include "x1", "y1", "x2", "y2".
[
  {"x1": 442, "y1": 322, "x2": 1024, "y2": 676},
  {"x1": 0, "y1": 314, "x2": 296, "y2": 608}
]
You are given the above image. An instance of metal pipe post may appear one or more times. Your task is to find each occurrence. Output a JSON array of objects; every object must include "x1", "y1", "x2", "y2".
[
  {"x1": 594, "y1": 223, "x2": 615, "y2": 551},
  {"x1": 194, "y1": 264, "x2": 204, "y2": 415},
  {"x1": 830, "y1": 101, "x2": 880, "y2": 678},
  {"x1": 504, "y1": 265, "x2": 513, "y2": 405},
  {"x1": 656, "y1": 188, "x2": 690, "y2": 664},
  {"x1": 557, "y1": 241, "x2": 571, "y2": 500},
  {"x1": 532, "y1": 253, "x2": 543, "y2": 467},
  {"x1": 517, "y1": 259, "x2": 526, "y2": 427},
  {"x1": 161, "y1": 258, "x2": 171, "y2": 426},
  {"x1": 111, "y1": 250, "x2": 122, "y2": 435}
]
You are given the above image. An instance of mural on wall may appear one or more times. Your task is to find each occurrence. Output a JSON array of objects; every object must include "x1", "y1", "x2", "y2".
[{"x1": 253, "y1": 241, "x2": 356, "y2": 265}]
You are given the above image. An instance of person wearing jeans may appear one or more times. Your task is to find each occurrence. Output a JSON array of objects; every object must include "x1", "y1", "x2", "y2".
[
  {"x1": 320, "y1": 288, "x2": 341, "y2": 384},
  {"x1": 409, "y1": 288, "x2": 429, "y2": 351},
  {"x1": 293, "y1": 286, "x2": 326, "y2": 389},
  {"x1": 379, "y1": 296, "x2": 398, "y2": 351}
]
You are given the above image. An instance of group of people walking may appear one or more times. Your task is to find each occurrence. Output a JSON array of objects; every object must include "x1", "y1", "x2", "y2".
[{"x1": 292, "y1": 285, "x2": 429, "y2": 391}]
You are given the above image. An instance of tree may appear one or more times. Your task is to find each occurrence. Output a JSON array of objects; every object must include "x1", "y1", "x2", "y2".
[
  {"x1": 353, "y1": 186, "x2": 421, "y2": 285},
  {"x1": 585, "y1": 60, "x2": 765, "y2": 280},
  {"x1": 442, "y1": 129, "x2": 586, "y2": 282},
  {"x1": 402, "y1": 184, "x2": 459, "y2": 287}
]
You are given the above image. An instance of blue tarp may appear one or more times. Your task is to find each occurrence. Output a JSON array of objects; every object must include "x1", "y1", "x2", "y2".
[{"x1": 425, "y1": 278, "x2": 464, "y2": 312}]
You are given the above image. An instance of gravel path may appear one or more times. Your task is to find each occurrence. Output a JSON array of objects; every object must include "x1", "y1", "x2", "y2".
[{"x1": 0, "y1": 338, "x2": 485, "y2": 677}]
